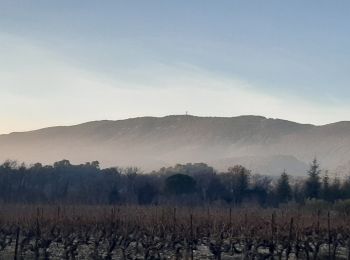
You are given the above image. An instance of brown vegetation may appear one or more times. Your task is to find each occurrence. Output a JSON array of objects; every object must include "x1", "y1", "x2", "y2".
[{"x1": 1, "y1": 205, "x2": 350, "y2": 259}]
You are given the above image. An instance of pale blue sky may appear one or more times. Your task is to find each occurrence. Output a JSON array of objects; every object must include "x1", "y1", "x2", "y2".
[{"x1": 1, "y1": 1, "x2": 350, "y2": 133}]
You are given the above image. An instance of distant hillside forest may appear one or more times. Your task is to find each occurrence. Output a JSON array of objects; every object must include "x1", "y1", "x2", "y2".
[{"x1": 0, "y1": 159, "x2": 350, "y2": 207}]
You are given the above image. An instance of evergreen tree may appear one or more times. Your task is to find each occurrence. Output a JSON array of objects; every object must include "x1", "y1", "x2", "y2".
[
  {"x1": 276, "y1": 170, "x2": 292, "y2": 204},
  {"x1": 305, "y1": 158, "x2": 321, "y2": 199},
  {"x1": 321, "y1": 171, "x2": 331, "y2": 201}
]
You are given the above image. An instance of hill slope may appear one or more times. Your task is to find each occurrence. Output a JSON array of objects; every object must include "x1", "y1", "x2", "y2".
[{"x1": 1, "y1": 115, "x2": 350, "y2": 175}]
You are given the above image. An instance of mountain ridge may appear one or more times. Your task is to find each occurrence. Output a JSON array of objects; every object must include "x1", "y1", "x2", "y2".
[
  {"x1": 1, "y1": 115, "x2": 350, "y2": 176},
  {"x1": 1, "y1": 114, "x2": 320, "y2": 136}
]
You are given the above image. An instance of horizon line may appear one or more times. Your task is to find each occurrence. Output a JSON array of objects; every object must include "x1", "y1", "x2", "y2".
[{"x1": 2, "y1": 114, "x2": 349, "y2": 136}]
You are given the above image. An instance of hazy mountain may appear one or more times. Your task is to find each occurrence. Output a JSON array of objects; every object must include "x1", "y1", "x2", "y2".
[{"x1": 1, "y1": 115, "x2": 350, "y2": 176}]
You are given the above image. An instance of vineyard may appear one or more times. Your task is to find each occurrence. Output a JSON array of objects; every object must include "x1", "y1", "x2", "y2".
[{"x1": 0, "y1": 205, "x2": 349, "y2": 259}]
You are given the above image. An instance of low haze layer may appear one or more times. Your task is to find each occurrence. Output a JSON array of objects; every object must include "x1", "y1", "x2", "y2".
[{"x1": 1, "y1": 115, "x2": 350, "y2": 175}]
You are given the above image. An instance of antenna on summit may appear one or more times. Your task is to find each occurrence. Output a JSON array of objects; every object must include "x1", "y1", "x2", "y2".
[{"x1": 185, "y1": 111, "x2": 188, "y2": 116}]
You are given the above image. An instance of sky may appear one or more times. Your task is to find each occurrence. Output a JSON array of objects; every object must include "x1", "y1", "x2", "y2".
[{"x1": 1, "y1": 1, "x2": 350, "y2": 134}]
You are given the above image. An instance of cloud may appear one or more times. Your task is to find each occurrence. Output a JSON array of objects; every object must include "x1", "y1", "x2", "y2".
[{"x1": 0, "y1": 33, "x2": 350, "y2": 134}]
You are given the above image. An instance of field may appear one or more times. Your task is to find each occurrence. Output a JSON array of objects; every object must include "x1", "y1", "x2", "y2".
[{"x1": 0, "y1": 205, "x2": 349, "y2": 259}]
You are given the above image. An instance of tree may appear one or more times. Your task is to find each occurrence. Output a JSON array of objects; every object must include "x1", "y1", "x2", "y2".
[
  {"x1": 165, "y1": 174, "x2": 196, "y2": 196},
  {"x1": 276, "y1": 170, "x2": 292, "y2": 204},
  {"x1": 321, "y1": 172, "x2": 331, "y2": 201},
  {"x1": 305, "y1": 158, "x2": 321, "y2": 199},
  {"x1": 53, "y1": 159, "x2": 71, "y2": 168},
  {"x1": 341, "y1": 176, "x2": 350, "y2": 199},
  {"x1": 329, "y1": 177, "x2": 342, "y2": 202},
  {"x1": 137, "y1": 183, "x2": 158, "y2": 205},
  {"x1": 249, "y1": 174, "x2": 272, "y2": 206},
  {"x1": 276, "y1": 170, "x2": 292, "y2": 203},
  {"x1": 222, "y1": 165, "x2": 250, "y2": 205},
  {"x1": 108, "y1": 187, "x2": 120, "y2": 204},
  {"x1": 158, "y1": 163, "x2": 215, "y2": 200},
  {"x1": 123, "y1": 167, "x2": 141, "y2": 203},
  {"x1": 206, "y1": 177, "x2": 228, "y2": 202}
]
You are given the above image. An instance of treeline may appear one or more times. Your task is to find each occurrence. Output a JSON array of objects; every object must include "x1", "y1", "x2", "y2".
[{"x1": 0, "y1": 159, "x2": 350, "y2": 207}]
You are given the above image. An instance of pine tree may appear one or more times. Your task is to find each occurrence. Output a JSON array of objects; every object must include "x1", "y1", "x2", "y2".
[
  {"x1": 305, "y1": 158, "x2": 321, "y2": 199},
  {"x1": 276, "y1": 170, "x2": 292, "y2": 204}
]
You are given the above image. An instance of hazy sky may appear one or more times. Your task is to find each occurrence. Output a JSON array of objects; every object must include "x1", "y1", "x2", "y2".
[{"x1": 1, "y1": 1, "x2": 350, "y2": 134}]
